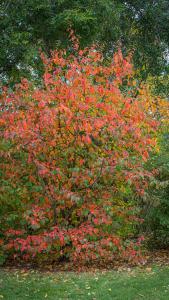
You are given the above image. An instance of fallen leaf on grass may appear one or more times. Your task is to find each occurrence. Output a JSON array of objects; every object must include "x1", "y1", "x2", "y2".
[{"x1": 146, "y1": 267, "x2": 152, "y2": 272}]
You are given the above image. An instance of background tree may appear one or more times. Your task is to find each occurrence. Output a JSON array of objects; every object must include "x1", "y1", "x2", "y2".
[{"x1": 0, "y1": 0, "x2": 169, "y2": 87}]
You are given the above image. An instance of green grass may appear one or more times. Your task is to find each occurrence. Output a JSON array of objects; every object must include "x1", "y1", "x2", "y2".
[{"x1": 1, "y1": 266, "x2": 169, "y2": 299}]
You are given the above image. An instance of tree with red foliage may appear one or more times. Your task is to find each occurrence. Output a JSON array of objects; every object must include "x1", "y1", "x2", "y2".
[{"x1": 0, "y1": 32, "x2": 158, "y2": 264}]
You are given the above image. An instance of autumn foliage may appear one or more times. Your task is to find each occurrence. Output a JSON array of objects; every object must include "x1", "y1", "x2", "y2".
[{"x1": 0, "y1": 32, "x2": 158, "y2": 264}]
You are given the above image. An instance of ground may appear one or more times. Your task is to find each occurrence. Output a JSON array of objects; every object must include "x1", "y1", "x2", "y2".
[{"x1": 1, "y1": 265, "x2": 169, "y2": 299}]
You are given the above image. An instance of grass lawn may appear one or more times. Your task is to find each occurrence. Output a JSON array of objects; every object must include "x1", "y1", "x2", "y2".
[{"x1": 1, "y1": 266, "x2": 169, "y2": 299}]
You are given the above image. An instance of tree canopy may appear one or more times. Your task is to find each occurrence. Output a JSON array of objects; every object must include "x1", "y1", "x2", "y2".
[{"x1": 0, "y1": 0, "x2": 169, "y2": 85}]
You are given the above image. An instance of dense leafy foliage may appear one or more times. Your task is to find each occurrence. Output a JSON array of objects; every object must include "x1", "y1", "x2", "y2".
[
  {"x1": 1, "y1": 0, "x2": 169, "y2": 85},
  {"x1": 145, "y1": 137, "x2": 169, "y2": 248},
  {"x1": 140, "y1": 99, "x2": 169, "y2": 248},
  {"x1": 0, "y1": 34, "x2": 158, "y2": 264}
]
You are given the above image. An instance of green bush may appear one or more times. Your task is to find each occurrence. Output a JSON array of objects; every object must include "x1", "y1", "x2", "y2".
[{"x1": 141, "y1": 133, "x2": 169, "y2": 248}]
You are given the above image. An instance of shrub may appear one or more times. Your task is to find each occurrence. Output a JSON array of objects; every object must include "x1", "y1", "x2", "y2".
[
  {"x1": 138, "y1": 83, "x2": 169, "y2": 248},
  {"x1": 0, "y1": 33, "x2": 157, "y2": 264},
  {"x1": 141, "y1": 134, "x2": 169, "y2": 248}
]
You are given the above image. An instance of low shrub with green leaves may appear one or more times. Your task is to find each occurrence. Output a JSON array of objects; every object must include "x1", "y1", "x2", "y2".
[{"x1": 141, "y1": 133, "x2": 169, "y2": 248}]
